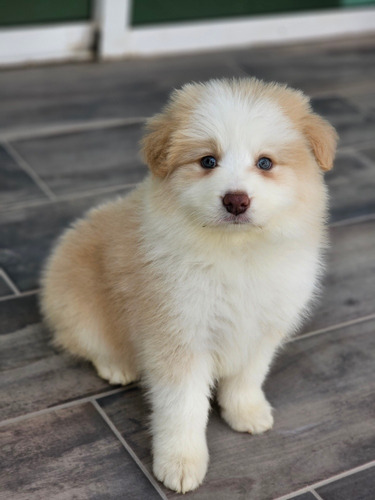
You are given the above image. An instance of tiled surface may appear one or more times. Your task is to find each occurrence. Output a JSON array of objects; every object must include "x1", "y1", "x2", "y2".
[
  {"x1": 0, "y1": 322, "x2": 113, "y2": 420},
  {"x1": 0, "y1": 275, "x2": 14, "y2": 297},
  {"x1": 316, "y1": 466, "x2": 375, "y2": 500},
  {"x1": 302, "y1": 219, "x2": 375, "y2": 333},
  {"x1": 234, "y1": 37, "x2": 375, "y2": 98},
  {"x1": 98, "y1": 319, "x2": 375, "y2": 499},
  {"x1": 11, "y1": 124, "x2": 146, "y2": 196},
  {"x1": 310, "y1": 96, "x2": 375, "y2": 148},
  {"x1": 360, "y1": 145, "x2": 375, "y2": 164},
  {"x1": 349, "y1": 91, "x2": 375, "y2": 115},
  {"x1": 0, "y1": 187, "x2": 131, "y2": 291},
  {"x1": 0, "y1": 52, "x2": 244, "y2": 137},
  {"x1": 0, "y1": 404, "x2": 160, "y2": 499},
  {"x1": 0, "y1": 145, "x2": 47, "y2": 209},
  {"x1": 0, "y1": 293, "x2": 40, "y2": 334},
  {"x1": 0, "y1": 35, "x2": 374, "y2": 499},
  {"x1": 328, "y1": 150, "x2": 375, "y2": 222}
]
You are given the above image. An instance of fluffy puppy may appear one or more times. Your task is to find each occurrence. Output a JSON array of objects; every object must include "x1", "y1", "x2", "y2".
[{"x1": 41, "y1": 78, "x2": 337, "y2": 493}]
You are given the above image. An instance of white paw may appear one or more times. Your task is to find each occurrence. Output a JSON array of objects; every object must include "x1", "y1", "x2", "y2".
[
  {"x1": 153, "y1": 449, "x2": 208, "y2": 493},
  {"x1": 93, "y1": 361, "x2": 137, "y2": 386},
  {"x1": 222, "y1": 397, "x2": 274, "y2": 434}
]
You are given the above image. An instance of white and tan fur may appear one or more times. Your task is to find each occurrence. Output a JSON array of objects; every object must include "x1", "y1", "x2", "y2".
[{"x1": 41, "y1": 78, "x2": 337, "y2": 493}]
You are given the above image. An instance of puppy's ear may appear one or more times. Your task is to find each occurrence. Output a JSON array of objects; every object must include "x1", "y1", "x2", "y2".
[
  {"x1": 141, "y1": 112, "x2": 174, "y2": 178},
  {"x1": 303, "y1": 113, "x2": 338, "y2": 172}
]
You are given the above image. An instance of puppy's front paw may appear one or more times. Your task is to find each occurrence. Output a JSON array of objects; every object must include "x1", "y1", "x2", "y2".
[
  {"x1": 222, "y1": 397, "x2": 274, "y2": 434},
  {"x1": 153, "y1": 448, "x2": 208, "y2": 493}
]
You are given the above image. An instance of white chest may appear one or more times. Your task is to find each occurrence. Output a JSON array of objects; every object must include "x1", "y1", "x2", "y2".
[{"x1": 147, "y1": 235, "x2": 320, "y2": 376}]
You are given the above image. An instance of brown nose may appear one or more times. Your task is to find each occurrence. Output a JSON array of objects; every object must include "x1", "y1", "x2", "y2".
[{"x1": 222, "y1": 192, "x2": 250, "y2": 215}]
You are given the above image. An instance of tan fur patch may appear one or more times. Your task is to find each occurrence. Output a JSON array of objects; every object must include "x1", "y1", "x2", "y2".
[
  {"x1": 271, "y1": 84, "x2": 338, "y2": 172},
  {"x1": 141, "y1": 84, "x2": 205, "y2": 178},
  {"x1": 302, "y1": 113, "x2": 338, "y2": 171}
]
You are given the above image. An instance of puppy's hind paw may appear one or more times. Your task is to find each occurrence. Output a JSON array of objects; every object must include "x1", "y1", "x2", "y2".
[{"x1": 93, "y1": 361, "x2": 137, "y2": 386}]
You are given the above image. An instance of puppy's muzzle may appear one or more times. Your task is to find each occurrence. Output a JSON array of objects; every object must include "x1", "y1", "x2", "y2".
[{"x1": 222, "y1": 192, "x2": 250, "y2": 216}]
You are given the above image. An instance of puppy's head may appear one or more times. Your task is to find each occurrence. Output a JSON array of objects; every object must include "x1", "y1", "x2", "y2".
[{"x1": 142, "y1": 78, "x2": 337, "y2": 236}]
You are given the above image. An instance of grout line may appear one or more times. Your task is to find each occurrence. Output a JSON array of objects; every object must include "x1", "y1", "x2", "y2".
[
  {"x1": 330, "y1": 212, "x2": 375, "y2": 228},
  {"x1": 336, "y1": 143, "x2": 375, "y2": 163},
  {"x1": 0, "y1": 386, "x2": 129, "y2": 428},
  {"x1": 273, "y1": 460, "x2": 375, "y2": 500},
  {"x1": 352, "y1": 148, "x2": 375, "y2": 167},
  {"x1": 0, "y1": 268, "x2": 20, "y2": 295},
  {"x1": 290, "y1": 313, "x2": 375, "y2": 343},
  {"x1": 2, "y1": 141, "x2": 57, "y2": 201},
  {"x1": 337, "y1": 139, "x2": 374, "y2": 153},
  {"x1": 0, "y1": 288, "x2": 39, "y2": 302},
  {"x1": 0, "y1": 293, "x2": 17, "y2": 301},
  {"x1": 1, "y1": 181, "x2": 137, "y2": 213},
  {"x1": 311, "y1": 490, "x2": 324, "y2": 500},
  {"x1": 336, "y1": 144, "x2": 357, "y2": 155},
  {"x1": 308, "y1": 461, "x2": 375, "y2": 491},
  {"x1": 0, "y1": 116, "x2": 148, "y2": 142},
  {"x1": 337, "y1": 139, "x2": 375, "y2": 154},
  {"x1": 92, "y1": 400, "x2": 168, "y2": 500}
]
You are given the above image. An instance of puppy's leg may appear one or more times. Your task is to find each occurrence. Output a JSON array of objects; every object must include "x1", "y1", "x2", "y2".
[
  {"x1": 218, "y1": 336, "x2": 281, "y2": 434},
  {"x1": 148, "y1": 356, "x2": 212, "y2": 493}
]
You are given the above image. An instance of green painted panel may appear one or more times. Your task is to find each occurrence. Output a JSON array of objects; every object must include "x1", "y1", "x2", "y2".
[
  {"x1": 131, "y1": 0, "x2": 375, "y2": 26},
  {"x1": 342, "y1": 0, "x2": 375, "y2": 4},
  {"x1": 0, "y1": 0, "x2": 91, "y2": 27}
]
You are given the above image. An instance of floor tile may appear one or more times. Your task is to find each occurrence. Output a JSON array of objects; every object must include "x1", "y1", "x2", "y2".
[
  {"x1": 0, "y1": 37, "x2": 373, "y2": 140},
  {"x1": 0, "y1": 322, "x2": 111, "y2": 420},
  {"x1": 235, "y1": 42, "x2": 375, "y2": 98},
  {"x1": 98, "y1": 387, "x2": 151, "y2": 462},
  {"x1": 0, "y1": 403, "x2": 161, "y2": 499},
  {"x1": 0, "y1": 293, "x2": 40, "y2": 335},
  {"x1": 0, "y1": 187, "x2": 132, "y2": 292},
  {"x1": 310, "y1": 96, "x2": 361, "y2": 121},
  {"x1": 346, "y1": 91, "x2": 375, "y2": 115},
  {"x1": 98, "y1": 318, "x2": 375, "y2": 499},
  {"x1": 0, "y1": 52, "x2": 244, "y2": 137},
  {"x1": 316, "y1": 466, "x2": 375, "y2": 500},
  {"x1": 11, "y1": 124, "x2": 147, "y2": 196},
  {"x1": 310, "y1": 96, "x2": 375, "y2": 148},
  {"x1": 303, "y1": 219, "x2": 375, "y2": 333},
  {"x1": 360, "y1": 145, "x2": 375, "y2": 165},
  {"x1": 327, "y1": 150, "x2": 375, "y2": 222},
  {"x1": 0, "y1": 275, "x2": 14, "y2": 297},
  {"x1": 333, "y1": 115, "x2": 375, "y2": 149},
  {"x1": 0, "y1": 145, "x2": 47, "y2": 209}
]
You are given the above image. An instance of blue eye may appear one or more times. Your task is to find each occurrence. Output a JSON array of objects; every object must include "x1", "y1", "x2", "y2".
[
  {"x1": 257, "y1": 157, "x2": 273, "y2": 170},
  {"x1": 200, "y1": 156, "x2": 217, "y2": 169}
]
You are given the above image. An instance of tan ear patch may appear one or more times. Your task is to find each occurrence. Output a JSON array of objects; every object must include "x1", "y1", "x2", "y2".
[
  {"x1": 141, "y1": 113, "x2": 174, "y2": 178},
  {"x1": 141, "y1": 83, "x2": 205, "y2": 178},
  {"x1": 303, "y1": 113, "x2": 338, "y2": 172}
]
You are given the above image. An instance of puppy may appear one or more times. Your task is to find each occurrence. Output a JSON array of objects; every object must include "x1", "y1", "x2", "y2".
[{"x1": 41, "y1": 78, "x2": 337, "y2": 493}]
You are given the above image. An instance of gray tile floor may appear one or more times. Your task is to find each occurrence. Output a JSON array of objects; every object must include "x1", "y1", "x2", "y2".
[{"x1": 0, "y1": 35, "x2": 374, "y2": 499}]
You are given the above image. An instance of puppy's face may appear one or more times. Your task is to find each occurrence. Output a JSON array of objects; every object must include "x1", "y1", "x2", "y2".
[{"x1": 142, "y1": 79, "x2": 337, "y2": 235}]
